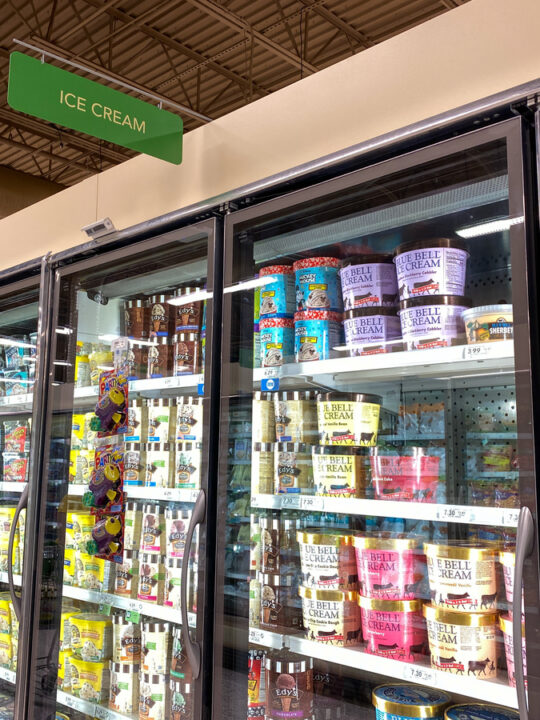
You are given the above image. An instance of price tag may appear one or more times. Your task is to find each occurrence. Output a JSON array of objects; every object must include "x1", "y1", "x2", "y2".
[
  {"x1": 162, "y1": 488, "x2": 174, "y2": 501},
  {"x1": 249, "y1": 629, "x2": 265, "y2": 644},
  {"x1": 462, "y1": 345, "x2": 491, "y2": 360},
  {"x1": 263, "y1": 367, "x2": 279, "y2": 378},
  {"x1": 127, "y1": 599, "x2": 144, "y2": 612},
  {"x1": 261, "y1": 377, "x2": 279, "y2": 392},
  {"x1": 402, "y1": 665, "x2": 436, "y2": 686},
  {"x1": 502, "y1": 509, "x2": 520, "y2": 527},
  {"x1": 63, "y1": 694, "x2": 78, "y2": 709},
  {"x1": 299, "y1": 496, "x2": 318, "y2": 510},
  {"x1": 251, "y1": 495, "x2": 260, "y2": 508},
  {"x1": 126, "y1": 610, "x2": 140, "y2": 623},
  {"x1": 197, "y1": 382, "x2": 205, "y2": 396},
  {"x1": 95, "y1": 706, "x2": 113, "y2": 720},
  {"x1": 99, "y1": 603, "x2": 112, "y2": 616},
  {"x1": 189, "y1": 490, "x2": 200, "y2": 503},
  {"x1": 435, "y1": 506, "x2": 469, "y2": 522},
  {"x1": 281, "y1": 496, "x2": 301, "y2": 508}
]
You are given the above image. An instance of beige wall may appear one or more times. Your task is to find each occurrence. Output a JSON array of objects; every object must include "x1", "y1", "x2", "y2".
[{"x1": 1, "y1": 0, "x2": 540, "y2": 271}]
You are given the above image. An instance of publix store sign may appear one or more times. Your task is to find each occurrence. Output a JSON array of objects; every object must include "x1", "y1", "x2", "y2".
[{"x1": 8, "y1": 52, "x2": 183, "y2": 164}]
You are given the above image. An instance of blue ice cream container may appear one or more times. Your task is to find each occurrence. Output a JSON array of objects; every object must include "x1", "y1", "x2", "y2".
[
  {"x1": 372, "y1": 684, "x2": 450, "y2": 720},
  {"x1": 293, "y1": 257, "x2": 342, "y2": 313},
  {"x1": 259, "y1": 265, "x2": 295, "y2": 318},
  {"x1": 444, "y1": 705, "x2": 519, "y2": 720},
  {"x1": 260, "y1": 317, "x2": 294, "y2": 367},
  {"x1": 294, "y1": 310, "x2": 343, "y2": 362}
]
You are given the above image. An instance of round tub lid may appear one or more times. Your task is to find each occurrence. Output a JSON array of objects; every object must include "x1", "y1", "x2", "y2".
[
  {"x1": 444, "y1": 704, "x2": 519, "y2": 720},
  {"x1": 372, "y1": 684, "x2": 451, "y2": 719},
  {"x1": 399, "y1": 295, "x2": 472, "y2": 310},
  {"x1": 395, "y1": 237, "x2": 468, "y2": 256},
  {"x1": 423, "y1": 603, "x2": 498, "y2": 626},
  {"x1": 340, "y1": 254, "x2": 393, "y2": 268},
  {"x1": 296, "y1": 529, "x2": 355, "y2": 546},
  {"x1": 317, "y1": 392, "x2": 382, "y2": 404},
  {"x1": 423, "y1": 542, "x2": 496, "y2": 561},
  {"x1": 298, "y1": 586, "x2": 357, "y2": 603},
  {"x1": 358, "y1": 595, "x2": 422, "y2": 613},
  {"x1": 499, "y1": 613, "x2": 525, "y2": 637},
  {"x1": 344, "y1": 307, "x2": 398, "y2": 319},
  {"x1": 353, "y1": 534, "x2": 419, "y2": 550}
]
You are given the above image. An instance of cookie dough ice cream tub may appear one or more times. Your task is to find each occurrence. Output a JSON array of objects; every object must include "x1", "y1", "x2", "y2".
[
  {"x1": 317, "y1": 392, "x2": 381, "y2": 446},
  {"x1": 343, "y1": 307, "x2": 402, "y2": 355},
  {"x1": 275, "y1": 442, "x2": 313, "y2": 494},
  {"x1": 359, "y1": 596, "x2": 426, "y2": 662},
  {"x1": 299, "y1": 586, "x2": 361, "y2": 646},
  {"x1": 70, "y1": 614, "x2": 113, "y2": 662},
  {"x1": 499, "y1": 551, "x2": 524, "y2": 617},
  {"x1": 297, "y1": 530, "x2": 357, "y2": 590},
  {"x1": 260, "y1": 318, "x2": 294, "y2": 367},
  {"x1": 259, "y1": 265, "x2": 295, "y2": 318},
  {"x1": 70, "y1": 657, "x2": 110, "y2": 702},
  {"x1": 312, "y1": 446, "x2": 366, "y2": 497},
  {"x1": 372, "y1": 684, "x2": 451, "y2": 720},
  {"x1": 339, "y1": 255, "x2": 398, "y2": 310},
  {"x1": 354, "y1": 536, "x2": 422, "y2": 600},
  {"x1": 294, "y1": 310, "x2": 342, "y2": 362},
  {"x1": 424, "y1": 543, "x2": 497, "y2": 611},
  {"x1": 399, "y1": 296, "x2": 470, "y2": 351},
  {"x1": 444, "y1": 705, "x2": 518, "y2": 720},
  {"x1": 394, "y1": 238, "x2": 469, "y2": 300},
  {"x1": 462, "y1": 304, "x2": 513, "y2": 344},
  {"x1": 370, "y1": 449, "x2": 440, "y2": 502},
  {"x1": 294, "y1": 257, "x2": 342, "y2": 312},
  {"x1": 499, "y1": 613, "x2": 527, "y2": 688},
  {"x1": 423, "y1": 604, "x2": 498, "y2": 678},
  {"x1": 274, "y1": 391, "x2": 317, "y2": 443}
]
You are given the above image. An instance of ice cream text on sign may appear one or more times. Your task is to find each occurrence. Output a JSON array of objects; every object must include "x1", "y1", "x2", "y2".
[{"x1": 59, "y1": 90, "x2": 146, "y2": 134}]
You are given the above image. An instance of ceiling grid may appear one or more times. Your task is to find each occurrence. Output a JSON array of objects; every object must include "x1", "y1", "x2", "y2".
[{"x1": 0, "y1": 0, "x2": 469, "y2": 187}]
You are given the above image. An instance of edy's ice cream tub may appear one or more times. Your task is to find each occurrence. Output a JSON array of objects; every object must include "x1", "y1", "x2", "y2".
[
  {"x1": 109, "y1": 661, "x2": 140, "y2": 716},
  {"x1": 265, "y1": 654, "x2": 313, "y2": 720},
  {"x1": 297, "y1": 530, "x2": 357, "y2": 590},
  {"x1": 112, "y1": 615, "x2": 141, "y2": 664},
  {"x1": 370, "y1": 449, "x2": 440, "y2": 502},
  {"x1": 294, "y1": 310, "x2": 342, "y2": 362},
  {"x1": 394, "y1": 238, "x2": 469, "y2": 300},
  {"x1": 399, "y1": 296, "x2": 471, "y2": 351},
  {"x1": 299, "y1": 586, "x2": 361, "y2": 646},
  {"x1": 174, "y1": 286, "x2": 203, "y2": 332},
  {"x1": 339, "y1": 255, "x2": 398, "y2": 310},
  {"x1": 359, "y1": 595, "x2": 427, "y2": 663},
  {"x1": 343, "y1": 307, "x2": 402, "y2": 356},
  {"x1": 175, "y1": 442, "x2": 201, "y2": 489},
  {"x1": 176, "y1": 397, "x2": 203, "y2": 442},
  {"x1": 294, "y1": 257, "x2": 342, "y2": 312},
  {"x1": 274, "y1": 391, "x2": 318, "y2": 443},
  {"x1": 499, "y1": 614, "x2": 527, "y2": 688},
  {"x1": 499, "y1": 551, "x2": 524, "y2": 617},
  {"x1": 259, "y1": 572, "x2": 303, "y2": 630},
  {"x1": 251, "y1": 443, "x2": 274, "y2": 494},
  {"x1": 260, "y1": 317, "x2": 294, "y2": 367},
  {"x1": 372, "y1": 684, "x2": 451, "y2": 720},
  {"x1": 70, "y1": 656, "x2": 110, "y2": 702},
  {"x1": 275, "y1": 443, "x2": 314, "y2": 494},
  {"x1": 259, "y1": 516, "x2": 280, "y2": 573},
  {"x1": 317, "y1": 392, "x2": 381, "y2": 446},
  {"x1": 424, "y1": 604, "x2": 498, "y2": 678},
  {"x1": 444, "y1": 706, "x2": 519, "y2": 720},
  {"x1": 354, "y1": 536, "x2": 423, "y2": 600},
  {"x1": 298, "y1": 585, "x2": 362, "y2": 647},
  {"x1": 424, "y1": 543, "x2": 497, "y2": 612},
  {"x1": 462, "y1": 304, "x2": 513, "y2": 344},
  {"x1": 253, "y1": 392, "x2": 276, "y2": 443},
  {"x1": 312, "y1": 446, "x2": 366, "y2": 497},
  {"x1": 114, "y1": 550, "x2": 139, "y2": 598},
  {"x1": 259, "y1": 265, "x2": 295, "y2": 318}
]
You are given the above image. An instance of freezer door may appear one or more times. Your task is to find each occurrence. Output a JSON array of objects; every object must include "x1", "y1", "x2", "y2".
[
  {"x1": 214, "y1": 116, "x2": 540, "y2": 720},
  {"x1": 0, "y1": 265, "x2": 51, "y2": 720},
  {"x1": 22, "y1": 221, "x2": 220, "y2": 720}
]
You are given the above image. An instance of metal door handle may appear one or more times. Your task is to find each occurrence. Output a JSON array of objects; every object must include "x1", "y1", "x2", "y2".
[
  {"x1": 8, "y1": 483, "x2": 29, "y2": 622},
  {"x1": 181, "y1": 489, "x2": 206, "y2": 680},
  {"x1": 514, "y1": 506, "x2": 534, "y2": 720}
]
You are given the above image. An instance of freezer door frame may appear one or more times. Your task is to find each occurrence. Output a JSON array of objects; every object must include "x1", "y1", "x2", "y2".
[
  {"x1": 21, "y1": 218, "x2": 221, "y2": 720},
  {"x1": 213, "y1": 115, "x2": 540, "y2": 718}
]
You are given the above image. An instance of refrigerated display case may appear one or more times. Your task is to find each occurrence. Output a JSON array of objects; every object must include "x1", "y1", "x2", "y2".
[
  {"x1": 214, "y1": 117, "x2": 539, "y2": 720},
  {"x1": 18, "y1": 221, "x2": 220, "y2": 720}
]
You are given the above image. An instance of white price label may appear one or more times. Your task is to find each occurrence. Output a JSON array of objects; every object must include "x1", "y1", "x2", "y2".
[
  {"x1": 249, "y1": 629, "x2": 265, "y2": 644},
  {"x1": 127, "y1": 599, "x2": 144, "y2": 612},
  {"x1": 196, "y1": 374, "x2": 204, "y2": 385},
  {"x1": 281, "y1": 496, "x2": 300, "y2": 508},
  {"x1": 502, "y1": 509, "x2": 520, "y2": 526},
  {"x1": 251, "y1": 495, "x2": 260, "y2": 508},
  {"x1": 263, "y1": 367, "x2": 279, "y2": 378},
  {"x1": 162, "y1": 489, "x2": 174, "y2": 500},
  {"x1": 95, "y1": 707, "x2": 113, "y2": 720},
  {"x1": 299, "y1": 496, "x2": 318, "y2": 510},
  {"x1": 162, "y1": 376, "x2": 176, "y2": 388},
  {"x1": 436, "y1": 506, "x2": 469, "y2": 522},
  {"x1": 63, "y1": 695, "x2": 78, "y2": 709},
  {"x1": 462, "y1": 344, "x2": 491, "y2": 360},
  {"x1": 402, "y1": 665, "x2": 436, "y2": 686},
  {"x1": 189, "y1": 490, "x2": 200, "y2": 502}
]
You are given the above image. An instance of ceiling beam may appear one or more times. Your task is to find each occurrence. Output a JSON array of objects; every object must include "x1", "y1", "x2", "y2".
[
  {"x1": 297, "y1": 0, "x2": 374, "y2": 50},
  {"x1": 183, "y1": 0, "x2": 318, "y2": 74},
  {"x1": 0, "y1": 107, "x2": 128, "y2": 164},
  {"x1": 55, "y1": 0, "x2": 125, "y2": 43},
  {"x1": 0, "y1": 131, "x2": 95, "y2": 173},
  {"x1": 78, "y1": 0, "x2": 270, "y2": 97}
]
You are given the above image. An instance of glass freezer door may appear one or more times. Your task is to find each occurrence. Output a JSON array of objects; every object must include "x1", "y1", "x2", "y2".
[
  {"x1": 0, "y1": 273, "x2": 46, "y2": 720},
  {"x1": 25, "y1": 221, "x2": 218, "y2": 720},
  {"x1": 214, "y1": 117, "x2": 540, "y2": 720}
]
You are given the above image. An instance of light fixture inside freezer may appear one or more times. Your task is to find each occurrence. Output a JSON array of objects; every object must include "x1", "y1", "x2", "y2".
[
  {"x1": 456, "y1": 216, "x2": 524, "y2": 238},
  {"x1": 223, "y1": 276, "x2": 278, "y2": 294},
  {"x1": 167, "y1": 289, "x2": 213, "y2": 305},
  {"x1": 0, "y1": 337, "x2": 35, "y2": 349}
]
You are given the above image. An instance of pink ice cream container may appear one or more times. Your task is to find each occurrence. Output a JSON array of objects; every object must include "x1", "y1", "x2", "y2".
[
  {"x1": 499, "y1": 551, "x2": 524, "y2": 617},
  {"x1": 358, "y1": 595, "x2": 427, "y2": 663},
  {"x1": 370, "y1": 449, "x2": 440, "y2": 503},
  {"x1": 500, "y1": 614, "x2": 527, "y2": 688},
  {"x1": 354, "y1": 535, "x2": 424, "y2": 600}
]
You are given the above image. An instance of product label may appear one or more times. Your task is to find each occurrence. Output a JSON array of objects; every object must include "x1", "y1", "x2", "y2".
[
  {"x1": 426, "y1": 554, "x2": 497, "y2": 610},
  {"x1": 339, "y1": 263, "x2": 398, "y2": 309},
  {"x1": 426, "y1": 617, "x2": 496, "y2": 677},
  {"x1": 298, "y1": 542, "x2": 357, "y2": 590},
  {"x1": 302, "y1": 596, "x2": 361, "y2": 646}
]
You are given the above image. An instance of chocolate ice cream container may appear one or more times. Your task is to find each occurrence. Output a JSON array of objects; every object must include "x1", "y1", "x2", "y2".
[{"x1": 265, "y1": 654, "x2": 313, "y2": 720}]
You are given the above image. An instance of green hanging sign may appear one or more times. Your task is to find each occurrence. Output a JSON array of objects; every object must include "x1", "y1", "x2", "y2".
[{"x1": 7, "y1": 52, "x2": 183, "y2": 164}]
